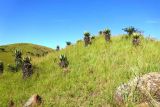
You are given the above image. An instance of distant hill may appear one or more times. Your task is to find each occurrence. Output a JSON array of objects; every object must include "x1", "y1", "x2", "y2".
[{"x1": 0, "y1": 43, "x2": 54, "y2": 65}]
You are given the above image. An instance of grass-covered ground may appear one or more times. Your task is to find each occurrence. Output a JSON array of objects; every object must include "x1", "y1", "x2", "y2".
[
  {"x1": 0, "y1": 35, "x2": 160, "y2": 106},
  {"x1": 0, "y1": 43, "x2": 54, "y2": 69}
]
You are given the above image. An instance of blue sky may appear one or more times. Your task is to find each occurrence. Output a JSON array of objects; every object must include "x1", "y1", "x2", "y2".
[{"x1": 0, "y1": 0, "x2": 159, "y2": 48}]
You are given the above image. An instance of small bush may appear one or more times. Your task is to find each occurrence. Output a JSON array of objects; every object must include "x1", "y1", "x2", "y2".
[
  {"x1": 7, "y1": 64, "x2": 17, "y2": 72},
  {"x1": 0, "y1": 48, "x2": 5, "y2": 52}
]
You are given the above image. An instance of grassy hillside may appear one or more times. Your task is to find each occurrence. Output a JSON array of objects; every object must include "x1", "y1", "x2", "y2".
[
  {"x1": 0, "y1": 43, "x2": 54, "y2": 67},
  {"x1": 0, "y1": 35, "x2": 160, "y2": 106}
]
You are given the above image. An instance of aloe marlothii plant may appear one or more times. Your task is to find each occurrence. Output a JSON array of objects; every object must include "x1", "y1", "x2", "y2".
[
  {"x1": 56, "y1": 45, "x2": 60, "y2": 51},
  {"x1": 99, "y1": 31, "x2": 103, "y2": 35},
  {"x1": 84, "y1": 32, "x2": 91, "y2": 46},
  {"x1": 103, "y1": 29, "x2": 111, "y2": 42},
  {"x1": 15, "y1": 49, "x2": 22, "y2": 71},
  {"x1": 59, "y1": 55, "x2": 69, "y2": 68},
  {"x1": 122, "y1": 26, "x2": 138, "y2": 36},
  {"x1": 22, "y1": 56, "x2": 33, "y2": 79},
  {"x1": 66, "y1": 42, "x2": 72, "y2": 46},
  {"x1": 0, "y1": 61, "x2": 4, "y2": 74},
  {"x1": 132, "y1": 33, "x2": 141, "y2": 46}
]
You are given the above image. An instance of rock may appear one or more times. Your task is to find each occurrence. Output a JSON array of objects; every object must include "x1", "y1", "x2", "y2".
[
  {"x1": 23, "y1": 94, "x2": 42, "y2": 107},
  {"x1": 114, "y1": 72, "x2": 160, "y2": 106}
]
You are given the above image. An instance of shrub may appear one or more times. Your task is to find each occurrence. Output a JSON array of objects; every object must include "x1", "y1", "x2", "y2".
[
  {"x1": 0, "y1": 48, "x2": 5, "y2": 52},
  {"x1": 91, "y1": 36, "x2": 95, "y2": 40},
  {"x1": 7, "y1": 64, "x2": 17, "y2": 72},
  {"x1": 59, "y1": 54, "x2": 69, "y2": 68}
]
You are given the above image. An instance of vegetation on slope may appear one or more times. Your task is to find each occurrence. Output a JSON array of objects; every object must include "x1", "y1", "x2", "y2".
[
  {"x1": 0, "y1": 35, "x2": 160, "y2": 106},
  {"x1": 0, "y1": 43, "x2": 54, "y2": 68}
]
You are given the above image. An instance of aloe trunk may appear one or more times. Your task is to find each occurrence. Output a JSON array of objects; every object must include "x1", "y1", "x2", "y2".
[
  {"x1": 103, "y1": 29, "x2": 111, "y2": 42},
  {"x1": 84, "y1": 36, "x2": 91, "y2": 46},
  {"x1": 132, "y1": 37, "x2": 140, "y2": 46},
  {"x1": 22, "y1": 57, "x2": 33, "y2": 79}
]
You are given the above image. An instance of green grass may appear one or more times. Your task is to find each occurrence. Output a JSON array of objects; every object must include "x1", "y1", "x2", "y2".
[
  {"x1": 0, "y1": 43, "x2": 54, "y2": 69},
  {"x1": 0, "y1": 35, "x2": 160, "y2": 106}
]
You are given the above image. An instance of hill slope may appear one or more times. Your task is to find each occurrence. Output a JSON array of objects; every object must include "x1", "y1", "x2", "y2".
[
  {"x1": 0, "y1": 43, "x2": 54, "y2": 66},
  {"x1": 0, "y1": 36, "x2": 160, "y2": 106}
]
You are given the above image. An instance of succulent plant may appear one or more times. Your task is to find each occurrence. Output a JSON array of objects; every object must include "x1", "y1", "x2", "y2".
[
  {"x1": 66, "y1": 42, "x2": 72, "y2": 46},
  {"x1": 56, "y1": 45, "x2": 60, "y2": 51},
  {"x1": 0, "y1": 61, "x2": 4, "y2": 74},
  {"x1": 84, "y1": 32, "x2": 91, "y2": 46},
  {"x1": 99, "y1": 31, "x2": 103, "y2": 35},
  {"x1": 22, "y1": 56, "x2": 33, "y2": 79},
  {"x1": 15, "y1": 49, "x2": 22, "y2": 71},
  {"x1": 132, "y1": 33, "x2": 141, "y2": 46},
  {"x1": 59, "y1": 54, "x2": 69, "y2": 68},
  {"x1": 122, "y1": 26, "x2": 138, "y2": 36},
  {"x1": 103, "y1": 29, "x2": 111, "y2": 42}
]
